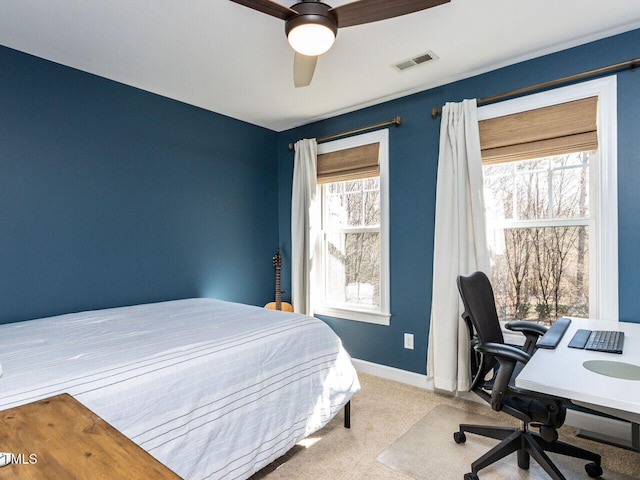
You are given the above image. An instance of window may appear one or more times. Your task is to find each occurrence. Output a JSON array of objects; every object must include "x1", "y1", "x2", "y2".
[
  {"x1": 314, "y1": 129, "x2": 390, "y2": 325},
  {"x1": 478, "y1": 77, "x2": 618, "y2": 325},
  {"x1": 484, "y1": 152, "x2": 592, "y2": 324}
]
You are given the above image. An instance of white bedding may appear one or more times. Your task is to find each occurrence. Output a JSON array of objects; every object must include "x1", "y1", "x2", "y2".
[{"x1": 0, "y1": 298, "x2": 360, "y2": 479}]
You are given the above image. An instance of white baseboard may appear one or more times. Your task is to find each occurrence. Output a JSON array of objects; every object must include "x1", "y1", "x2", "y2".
[
  {"x1": 566, "y1": 409, "x2": 637, "y2": 449},
  {"x1": 351, "y1": 358, "x2": 431, "y2": 389},
  {"x1": 566, "y1": 408, "x2": 623, "y2": 431},
  {"x1": 351, "y1": 358, "x2": 477, "y2": 403}
]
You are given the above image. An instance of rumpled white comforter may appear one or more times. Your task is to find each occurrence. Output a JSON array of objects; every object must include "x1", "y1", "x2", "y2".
[{"x1": 0, "y1": 298, "x2": 360, "y2": 479}]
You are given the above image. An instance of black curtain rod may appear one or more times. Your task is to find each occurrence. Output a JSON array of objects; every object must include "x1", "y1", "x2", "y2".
[
  {"x1": 431, "y1": 57, "x2": 639, "y2": 118},
  {"x1": 288, "y1": 115, "x2": 402, "y2": 151}
]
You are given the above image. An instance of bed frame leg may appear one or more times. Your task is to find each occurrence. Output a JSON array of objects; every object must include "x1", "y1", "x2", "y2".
[{"x1": 344, "y1": 401, "x2": 351, "y2": 429}]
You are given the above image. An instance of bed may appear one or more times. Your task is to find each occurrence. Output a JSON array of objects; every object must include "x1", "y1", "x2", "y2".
[{"x1": 0, "y1": 298, "x2": 360, "y2": 479}]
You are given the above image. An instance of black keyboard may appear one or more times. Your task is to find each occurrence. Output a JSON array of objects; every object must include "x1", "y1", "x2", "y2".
[{"x1": 568, "y1": 329, "x2": 624, "y2": 354}]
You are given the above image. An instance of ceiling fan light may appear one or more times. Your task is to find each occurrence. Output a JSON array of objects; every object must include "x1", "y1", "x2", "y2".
[
  {"x1": 287, "y1": 23, "x2": 335, "y2": 56},
  {"x1": 285, "y1": 3, "x2": 338, "y2": 57}
]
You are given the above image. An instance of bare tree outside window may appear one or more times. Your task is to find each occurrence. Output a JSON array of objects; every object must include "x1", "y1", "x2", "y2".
[
  {"x1": 323, "y1": 177, "x2": 381, "y2": 309},
  {"x1": 484, "y1": 152, "x2": 591, "y2": 325}
]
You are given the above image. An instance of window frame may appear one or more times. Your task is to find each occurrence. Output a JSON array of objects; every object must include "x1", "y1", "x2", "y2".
[
  {"x1": 478, "y1": 76, "x2": 618, "y2": 323},
  {"x1": 313, "y1": 129, "x2": 391, "y2": 325}
]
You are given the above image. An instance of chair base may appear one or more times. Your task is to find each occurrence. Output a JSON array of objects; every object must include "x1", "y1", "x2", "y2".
[{"x1": 455, "y1": 423, "x2": 603, "y2": 480}]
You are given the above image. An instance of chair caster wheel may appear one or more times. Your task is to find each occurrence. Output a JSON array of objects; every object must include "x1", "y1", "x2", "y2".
[
  {"x1": 454, "y1": 431, "x2": 467, "y2": 444},
  {"x1": 464, "y1": 473, "x2": 479, "y2": 480},
  {"x1": 585, "y1": 462, "x2": 603, "y2": 478}
]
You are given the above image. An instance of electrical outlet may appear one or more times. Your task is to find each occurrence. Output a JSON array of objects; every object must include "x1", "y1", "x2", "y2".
[{"x1": 404, "y1": 333, "x2": 414, "y2": 350}]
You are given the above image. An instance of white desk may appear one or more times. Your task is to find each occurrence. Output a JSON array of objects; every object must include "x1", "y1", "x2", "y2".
[{"x1": 516, "y1": 317, "x2": 640, "y2": 424}]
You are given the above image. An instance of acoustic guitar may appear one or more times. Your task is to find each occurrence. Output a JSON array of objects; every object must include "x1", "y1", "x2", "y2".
[{"x1": 265, "y1": 251, "x2": 293, "y2": 312}]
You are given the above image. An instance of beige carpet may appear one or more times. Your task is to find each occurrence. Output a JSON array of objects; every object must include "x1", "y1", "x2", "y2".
[
  {"x1": 378, "y1": 404, "x2": 636, "y2": 479},
  {"x1": 250, "y1": 373, "x2": 640, "y2": 480}
]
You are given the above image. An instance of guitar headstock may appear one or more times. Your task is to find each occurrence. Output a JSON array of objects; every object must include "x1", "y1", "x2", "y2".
[{"x1": 272, "y1": 251, "x2": 282, "y2": 269}]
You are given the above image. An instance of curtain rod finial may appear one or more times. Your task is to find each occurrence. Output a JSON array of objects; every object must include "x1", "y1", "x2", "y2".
[{"x1": 432, "y1": 107, "x2": 442, "y2": 118}]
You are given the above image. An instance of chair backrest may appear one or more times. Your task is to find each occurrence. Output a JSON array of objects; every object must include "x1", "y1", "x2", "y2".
[
  {"x1": 457, "y1": 271, "x2": 568, "y2": 432},
  {"x1": 457, "y1": 271, "x2": 504, "y2": 383}
]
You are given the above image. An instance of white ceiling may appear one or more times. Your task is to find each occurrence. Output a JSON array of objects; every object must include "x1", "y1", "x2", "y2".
[{"x1": 1, "y1": 0, "x2": 639, "y2": 131}]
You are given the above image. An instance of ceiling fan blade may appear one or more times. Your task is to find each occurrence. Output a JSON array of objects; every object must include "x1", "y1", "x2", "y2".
[
  {"x1": 330, "y1": 0, "x2": 451, "y2": 28},
  {"x1": 293, "y1": 52, "x2": 318, "y2": 88},
  {"x1": 229, "y1": 0, "x2": 296, "y2": 20}
]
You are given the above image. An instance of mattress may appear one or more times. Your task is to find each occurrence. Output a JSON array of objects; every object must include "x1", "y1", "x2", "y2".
[{"x1": 0, "y1": 298, "x2": 360, "y2": 479}]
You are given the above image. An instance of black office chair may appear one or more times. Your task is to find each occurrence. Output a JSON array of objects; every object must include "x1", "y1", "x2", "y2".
[{"x1": 454, "y1": 271, "x2": 603, "y2": 480}]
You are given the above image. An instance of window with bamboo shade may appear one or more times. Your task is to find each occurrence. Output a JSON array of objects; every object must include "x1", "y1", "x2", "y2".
[
  {"x1": 476, "y1": 78, "x2": 618, "y2": 326},
  {"x1": 479, "y1": 96, "x2": 598, "y2": 165},
  {"x1": 316, "y1": 142, "x2": 380, "y2": 184},
  {"x1": 313, "y1": 129, "x2": 390, "y2": 325}
]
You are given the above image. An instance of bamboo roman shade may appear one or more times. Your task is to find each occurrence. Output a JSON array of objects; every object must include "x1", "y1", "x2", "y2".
[
  {"x1": 479, "y1": 96, "x2": 598, "y2": 165},
  {"x1": 317, "y1": 142, "x2": 380, "y2": 184}
]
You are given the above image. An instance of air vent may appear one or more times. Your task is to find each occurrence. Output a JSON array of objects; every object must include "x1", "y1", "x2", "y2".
[{"x1": 393, "y1": 51, "x2": 439, "y2": 72}]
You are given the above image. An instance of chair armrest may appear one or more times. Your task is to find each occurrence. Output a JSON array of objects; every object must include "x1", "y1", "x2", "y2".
[
  {"x1": 505, "y1": 320, "x2": 548, "y2": 355},
  {"x1": 505, "y1": 320, "x2": 548, "y2": 336},
  {"x1": 475, "y1": 343, "x2": 531, "y2": 411},
  {"x1": 476, "y1": 342, "x2": 531, "y2": 365}
]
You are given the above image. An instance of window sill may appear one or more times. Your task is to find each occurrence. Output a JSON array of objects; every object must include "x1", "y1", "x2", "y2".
[
  {"x1": 314, "y1": 305, "x2": 391, "y2": 326},
  {"x1": 500, "y1": 321, "x2": 525, "y2": 346},
  {"x1": 503, "y1": 330, "x2": 525, "y2": 346}
]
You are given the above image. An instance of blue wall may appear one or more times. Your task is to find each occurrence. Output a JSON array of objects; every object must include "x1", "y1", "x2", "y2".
[
  {"x1": 2, "y1": 28, "x2": 638, "y2": 375},
  {"x1": 276, "y1": 28, "x2": 640, "y2": 374},
  {"x1": 0, "y1": 46, "x2": 279, "y2": 324}
]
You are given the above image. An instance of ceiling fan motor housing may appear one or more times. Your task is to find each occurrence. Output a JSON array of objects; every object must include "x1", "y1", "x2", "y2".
[{"x1": 285, "y1": 2, "x2": 338, "y2": 39}]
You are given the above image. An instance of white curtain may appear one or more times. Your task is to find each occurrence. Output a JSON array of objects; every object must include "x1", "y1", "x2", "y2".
[
  {"x1": 426, "y1": 99, "x2": 490, "y2": 393},
  {"x1": 291, "y1": 138, "x2": 318, "y2": 315}
]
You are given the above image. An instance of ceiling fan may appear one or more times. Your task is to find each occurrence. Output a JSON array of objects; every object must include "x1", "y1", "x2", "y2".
[{"x1": 230, "y1": 0, "x2": 451, "y2": 87}]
